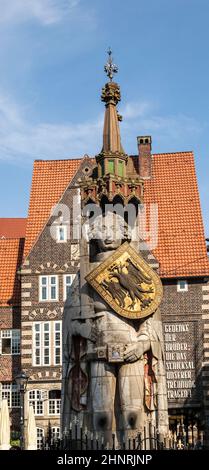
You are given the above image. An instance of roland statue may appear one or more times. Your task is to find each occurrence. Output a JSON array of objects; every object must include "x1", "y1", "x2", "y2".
[{"x1": 62, "y1": 212, "x2": 168, "y2": 445}]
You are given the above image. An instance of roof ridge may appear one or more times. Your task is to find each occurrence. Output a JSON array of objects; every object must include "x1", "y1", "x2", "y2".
[
  {"x1": 0, "y1": 217, "x2": 26, "y2": 220},
  {"x1": 0, "y1": 236, "x2": 25, "y2": 241},
  {"x1": 152, "y1": 151, "x2": 193, "y2": 156},
  {"x1": 33, "y1": 152, "x2": 194, "y2": 165},
  {"x1": 130, "y1": 151, "x2": 193, "y2": 157},
  {"x1": 34, "y1": 157, "x2": 93, "y2": 163}
]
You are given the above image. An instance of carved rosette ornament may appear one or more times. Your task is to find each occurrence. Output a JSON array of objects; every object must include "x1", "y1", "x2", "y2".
[
  {"x1": 86, "y1": 242, "x2": 163, "y2": 320},
  {"x1": 101, "y1": 81, "x2": 121, "y2": 107}
]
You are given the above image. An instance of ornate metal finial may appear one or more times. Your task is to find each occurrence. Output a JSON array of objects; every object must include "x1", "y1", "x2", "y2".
[{"x1": 104, "y1": 48, "x2": 118, "y2": 82}]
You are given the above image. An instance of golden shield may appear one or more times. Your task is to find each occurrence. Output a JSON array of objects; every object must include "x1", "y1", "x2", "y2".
[{"x1": 85, "y1": 242, "x2": 163, "y2": 320}]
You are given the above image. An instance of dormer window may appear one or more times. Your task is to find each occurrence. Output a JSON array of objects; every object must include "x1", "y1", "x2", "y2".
[
  {"x1": 57, "y1": 225, "x2": 67, "y2": 243},
  {"x1": 177, "y1": 280, "x2": 188, "y2": 292}
]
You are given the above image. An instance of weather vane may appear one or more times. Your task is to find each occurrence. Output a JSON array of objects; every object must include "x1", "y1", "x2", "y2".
[{"x1": 104, "y1": 48, "x2": 118, "y2": 82}]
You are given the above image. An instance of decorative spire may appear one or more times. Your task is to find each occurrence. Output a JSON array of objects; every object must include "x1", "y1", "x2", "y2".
[
  {"x1": 104, "y1": 48, "x2": 118, "y2": 82},
  {"x1": 100, "y1": 49, "x2": 125, "y2": 155},
  {"x1": 80, "y1": 50, "x2": 143, "y2": 205}
]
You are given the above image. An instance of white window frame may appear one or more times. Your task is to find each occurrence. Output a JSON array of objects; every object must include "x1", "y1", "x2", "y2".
[
  {"x1": 0, "y1": 329, "x2": 20, "y2": 355},
  {"x1": 32, "y1": 322, "x2": 51, "y2": 366},
  {"x1": 39, "y1": 275, "x2": 59, "y2": 302},
  {"x1": 54, "y1": 321, "x2": 62, "y2": 366},
  {"x1": 56, "y1": 225, "x2": 67, "y2": 243},
  {"x1": 43, "y1": 322, "x2": 51, "y2": 366},
  {"x1": 48, "y1": 389, "x2": 61, "y2": 416},
  {"x1": 177, "y1": 280, "x2": 188, "y2": 292},
  {"x1": 33, "y1": 323, "x2": 41, "y2": 366},
  {"x1": 52, "y1": 427, "x2": 60, "y2": 440},
  {"x1": 29, "y1": 389, "x2": 45, "y2": 416},
  {"x1": 63, "y1": 274, "x2": 76, "y2": 301},
  {"x1": 0, "y1": 382, "x2": 20, "y2": 408},
  {"x1": 37, "y1": 427, "x2": 44, "y2": 450},
  {"x1": 33, "y1": 321, "x2": 62, "y2": 367}
]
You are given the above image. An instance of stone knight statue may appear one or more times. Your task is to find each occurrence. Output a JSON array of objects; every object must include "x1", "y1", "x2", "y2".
[
  {"x1": 61, "y1": 51, "x2": 169, "y2": 447},
  {"x1": 62, "y1": 213, "x2": 168, "y2": 444}
]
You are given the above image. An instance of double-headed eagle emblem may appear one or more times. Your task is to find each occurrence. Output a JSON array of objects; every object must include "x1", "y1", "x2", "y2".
[{"x1": 86, "y1": 242, "x2": 163, "y2": 319}]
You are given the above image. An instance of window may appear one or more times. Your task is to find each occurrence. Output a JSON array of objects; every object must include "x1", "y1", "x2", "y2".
[
  {"x1": 34, "y1": 323, "x2": 41, "y2": 366},
  {"x1": 33, "y1": 322, "x2": 51, "y2": 366},
  {"x1": 52, "y1": 427, "x2": 60, "y2": 440},
  {"x1": 54, "y1": 321, "x2": 62, "y2": 365},
  {"x1": 118, "y1": 160, "x2": 124, "y2": 177},
  {"x1": 63, "y1": 274, "x2": 75, "y2": 301},
  {"x1": 57, "y1": 225, "x2": 67, "y2": 243},
  {"x1": 39, "y1": 275, "x2": 58, "y2": 301},
  {"x1": 177, "y1": 280, "x2": 188, "y2": 292},
  {"x1": 32, "y1": 321, "x2": 62, "y2": 366},
  {"x1": 43, "y1": 323, "x2": 50, "y2": 365},
  {"x1": 108, "y1": 159, "x2": 114, "y2": 174},
  {"x1": 48, "y1": 389, "x2": 61, "y2": 415},
  {"x1": 100, "y1": 160, "x2": 105, "y2": 176},
  {"x1": 0, "y1": 330, "x2": 20, "y2": 355},
  {"x1": 37, "y1": 428, "x2": 44, "y2": 450},
  {"x1": 29, "y1": 390, "x2": 44, "y2": 415},
  {"x1": 0, "y1": 383, "x2": 20, "y2": 408}
]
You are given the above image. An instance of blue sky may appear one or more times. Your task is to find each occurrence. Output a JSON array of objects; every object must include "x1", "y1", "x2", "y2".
[{"x1": 0, "y1": 0, "x2": 209, "y2": 235}]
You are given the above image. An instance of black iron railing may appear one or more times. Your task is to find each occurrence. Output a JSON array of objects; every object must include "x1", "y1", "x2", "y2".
[{"x1": 40, "y1": 423, "x2": 205, "y2": 451}]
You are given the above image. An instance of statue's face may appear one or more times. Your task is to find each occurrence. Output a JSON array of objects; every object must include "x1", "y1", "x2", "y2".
[
  {"x1": 96, "y1": 223, "x2": 122, "y2": 251},
  {"x1": 91, "y1": 214, "x2": 129, "y2": 252}
]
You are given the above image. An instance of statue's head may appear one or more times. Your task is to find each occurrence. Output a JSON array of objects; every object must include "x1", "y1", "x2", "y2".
[{"x1": 89, "y1": 212, "x2": 131, "y2": 253}]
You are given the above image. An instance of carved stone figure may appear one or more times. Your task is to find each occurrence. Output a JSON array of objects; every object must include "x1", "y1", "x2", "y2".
[{"x1": 62, "y1": 213, "x2": 168, "y2": 445}]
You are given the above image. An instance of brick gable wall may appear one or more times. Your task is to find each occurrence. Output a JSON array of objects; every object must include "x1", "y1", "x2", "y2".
[{"x1": 20, "y1": 166, "x2": 86, "y2": 435}]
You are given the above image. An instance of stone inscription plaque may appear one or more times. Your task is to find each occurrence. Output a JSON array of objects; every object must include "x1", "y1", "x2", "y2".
[{"x1": 163, "y1": 322, "x2": 197, "y2": 401}]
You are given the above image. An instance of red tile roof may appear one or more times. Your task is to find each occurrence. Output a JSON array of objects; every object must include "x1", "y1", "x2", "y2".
[
  {"x1": 24, "y1": 159, "x2": 82, "y2": 257},
  {"x1": 23, "y1": 153, "x2": 209, "y2": 278},
  {"x1": 0, "y1": 218, "x2": 27, "y2": 238},
  {"x1": 0, "y1": 238, "x2": 24, "y2": 306},
  {"x1": 144, "y1": 152, "x2": 209, "y2": 277}
]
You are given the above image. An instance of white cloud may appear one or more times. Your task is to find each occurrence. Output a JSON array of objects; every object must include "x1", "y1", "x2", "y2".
[
  {"x1": 0, "y1": 92, "x2": 205, "y2": 165},
  {"x1": 120, "y1": 100, "x2": 204, "y2": 151},
  {"x1": 0, "y1": 0, "x2": 80, "y2": 26},
  {"x1": 121, "y1": 101, "x2": 153, "y2": 120},
  {"x1": 0, "y1": 91, "x2": 103, "y2": 162}
]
